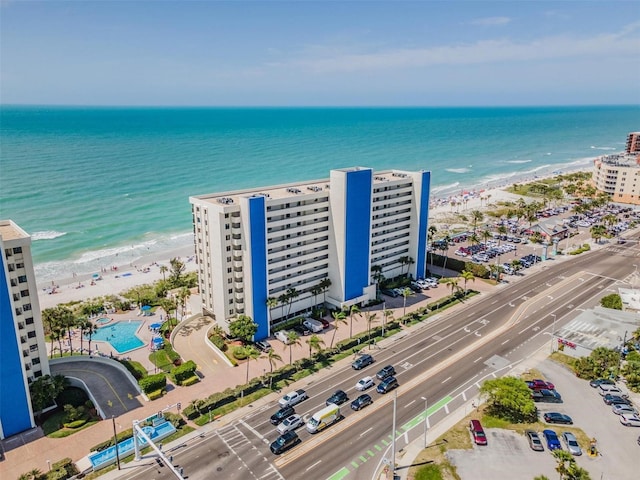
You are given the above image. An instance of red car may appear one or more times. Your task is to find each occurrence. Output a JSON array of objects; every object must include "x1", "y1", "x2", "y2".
[
  {"x1": 526, "y1": 379, "x2": 555, "y2": 391},
  {"x1": 469, "y1": 419, "x2": 487, "y2": 445}
]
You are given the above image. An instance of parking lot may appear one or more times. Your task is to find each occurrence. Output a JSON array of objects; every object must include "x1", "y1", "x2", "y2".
[{"x1": 447, "y1": 358, "x2": 639, "y2": 480}]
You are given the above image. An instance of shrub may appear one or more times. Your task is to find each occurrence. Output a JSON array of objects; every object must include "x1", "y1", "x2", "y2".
[
  {"x1": 147, "y1": 389, "x2": 165, "y2": 400},
  {"x1": 600, "y1": 293, "x2": 622, "y2": 310},
  {"x1": 63, "y1": 419, "x2": 87, "y2": 429},
  {"x1": 232, "y1": 346, "x2": 248, "y2": 360},
  {"x1": 139, "y1": 373, "x2": 167, "y2": 394},
  {"x1": 173, "y1": 360, "x2": 197, "y2": 384},
  {"x1": 180, "y1": 375, "x2": 200, "y2": 386},
  {"x1": 209, "y1": 334, "x2": 226, "y2": 350},
  {"x1": 120, "y1": 359, "x2": 148, "y2": 380}
]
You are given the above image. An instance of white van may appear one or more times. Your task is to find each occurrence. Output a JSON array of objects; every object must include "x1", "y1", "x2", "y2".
[
  {"x1": 303, "y1": 318, "x2": 324, "y2": 333},
  {"x1": 306, "y1": 404, "x2": 341, "y2": 433}
]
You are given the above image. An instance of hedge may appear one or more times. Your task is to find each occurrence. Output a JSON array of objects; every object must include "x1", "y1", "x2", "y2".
[
  {"x1": 139, "y1": 373, "x2": 167, "y2": 394},
  {"x1": 232, "y1": 346, "x2": 248, "y2": 360},
  {"x1": 173, "y1": 360, "x2": 197, "y2": 384},
  {"x1": 148, "y1": 389, "x2": 165, "y2": 400},
  {"x1": 180, "y1": 375, "x2": 200, "y2": 387},
  {"x1": 63, "y1": 419, "x2": 87, "y2": 429},
  {"x1": 119, "y1": 359, "x2": 148, "y2": 380}
]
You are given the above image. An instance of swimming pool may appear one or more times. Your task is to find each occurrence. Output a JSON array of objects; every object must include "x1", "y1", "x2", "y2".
[
  {"x1": 89, "y1": 321, "x2": 144, "y2": 353},
  {"x1": 96, "y1": 317, "x2": 111, "y2": 325}
]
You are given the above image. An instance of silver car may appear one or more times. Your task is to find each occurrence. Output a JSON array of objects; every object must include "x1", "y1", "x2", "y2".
[
  {"x1": 612, "y1": 403, "x2": 638, "y2": 415},
  {"x1": 619, "y1": 413, "x2": 640, "y2": 427},
  {"x1": 562, "y1": 432, "x2": 582, "y2": 455},
  {"x1": 276, "y1": 414, "x2": 303, "y2": 434}
]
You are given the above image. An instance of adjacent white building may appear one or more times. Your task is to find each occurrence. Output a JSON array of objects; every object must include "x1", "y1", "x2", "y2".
[
  {"x1": 189, "y1": 167, "x2": 431, "y2": 340},
  {"x1": 0, "y1": 220, "x2": 49, "y2": 439}
]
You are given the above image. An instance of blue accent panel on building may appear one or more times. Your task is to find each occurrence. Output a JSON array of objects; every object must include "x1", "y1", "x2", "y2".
[
  {"x1": 0, "y1": 254, "x2": 33, "y2": 438},
  {"x1": 344, "y1": 169, "x2": 373, "y2": 300},
  {"x1": 248, "y1": 196, "x2": 269, "y2": 340},
  {"x1": 416, "y1": 171, "x2": 431, "y2": 279}
]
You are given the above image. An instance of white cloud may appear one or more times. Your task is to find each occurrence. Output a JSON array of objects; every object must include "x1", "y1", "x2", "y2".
[
  {"x1": 281, "y1": 24, "x2": 640, "y2": 74},
  {"x1": 469, "y1": 16, "x2": 511, "y2": 27}
]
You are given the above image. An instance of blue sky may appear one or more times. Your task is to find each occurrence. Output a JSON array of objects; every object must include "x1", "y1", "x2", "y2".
[{"x1": 1, "y1": 1, "x2": 639, "y2": 106}]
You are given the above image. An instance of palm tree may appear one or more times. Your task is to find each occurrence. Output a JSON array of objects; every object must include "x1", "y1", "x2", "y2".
[
  {"x1": 244, "y1": 346, "x2": 260, "y2": 385},
  {"x1": 348, "y1": 304, "x2": 361, "y2": 338},
  {"x1": 160, "y1": 298, "x2": 177, "y2": 329},
  {"x1": 320, "y1": 278, "x2": 332, "y2": 304},
  {"x1": 590, "y1": 224, "x2": 606, "y2": 244},
  {"x1": 442, "y1": 277, "x2": 460, "y2": 296},
  {"x1": 439, "y1": 235, "x2": 451, "y2": 274},
  {"x1": 398, "y1": 256, "x2": 409, "y2": 275},
  {"x1": 490, "y1": 264, "x2": 504, "y2": 282},
  {"x1": 266, "y1": 297, "x2": 278, "y2": 325},
  {"x1": 265, "y1": 349, "x2": 282, "y2": 388},
  {"x1": 78, "y1": 318, "x2": 92, "y2": 355},
  {"x1": 329, "y1": 310, "x2": 347, "y2": 348},
  {"x1": 277, "y1": 293, "x2": 288, "y2": 320},
  {"x1": 286, "y1": 331, "x2": 301, "y2": 364},
  {"x1": 382, "y1": 308, "x2": 394, "y2": 337},
  {"x1": 470, "y1": 209, "x2": 484, "y2": 236},
  {"x1": 401, "y1": 287, "x2": 413, "y2": 318},
  {"x1": 460, "y1": 270, "x2": 475, "y2": 295},
  {"x1": 364, "y1": 311, "x2": 378, "y2": 348},
  {"x1": 285, "y1": 287, "x2": 299, "y2": 317},
  {"x1": 371, "y1": 265, "x2": 383, "y2": 295},
  {"x1": 428, "y1": 225, "x2": 438, "y2": 270},
  {"x1": 306, "y1": 334, "x2": 325, "y2": 358},
  {"x1": 179, "y1": 286, "x2": 191, "y2": 321},
  {"x1": 43, "y1": 306, "x2": 76, "y2": 355},
  {"x1": 159, "y1": 265, "x2": 168, "y2": 282},
  {"x1": 310, "y1": 286, "x2": 322, "y2": 309}
]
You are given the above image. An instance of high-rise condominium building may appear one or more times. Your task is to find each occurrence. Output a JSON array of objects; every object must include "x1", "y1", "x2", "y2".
[
  {"x1": 0, "y1": 220, "x2": 49, "y2": 439},
  {"x1": 592, "y1": 133, "x2": 640, "y2": 206},
  {"x1": 626, "y1": 132, "x2": 640, "y2": 155},
  {"x1": 190, "y1": 167, "x2": 430, "y2": 340}
]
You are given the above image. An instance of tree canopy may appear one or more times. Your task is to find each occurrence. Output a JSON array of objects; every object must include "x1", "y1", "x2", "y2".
[
  {"x1": 574, "y1": 347, "x2": 620, "y2": 379},
  {"x1": 228, "y1": 315, "x2": 258, "y2": 343},
  {"x1": 479, "y1": 376, "x2": 537, "y2": 422},
  {"x1": 600, "y1": 293, "x2": 622, "y2": 310}
]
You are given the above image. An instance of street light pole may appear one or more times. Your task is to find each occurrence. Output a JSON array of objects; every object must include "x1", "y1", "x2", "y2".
[
  {"x1": 112, "y1": 415, "x2": 121, "y2": 470},
  {"x1": 550, "y1": 314, "x2": 557, "y2": 353},
  {"x1": 421, "y1": 396, "x2": 428, "y2": 449},
  {"x1": 391, "y1": 390, "x2": 397, "y2": 478}
]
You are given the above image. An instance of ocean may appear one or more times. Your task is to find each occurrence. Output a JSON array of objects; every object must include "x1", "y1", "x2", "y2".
[{"x1": 1, "y1": 105, "x2": 638, "y2": 282}]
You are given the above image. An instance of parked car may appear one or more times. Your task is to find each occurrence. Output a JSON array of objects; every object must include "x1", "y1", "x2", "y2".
[
  {"x1": 376, "y1": 365, "x2": 396, "y2": 380},
  {"x1": 526, "y1": 379, "x2": 555, "y2": 391},
  {"x1": 279, "y1": 389, "x2": 308, "y2": 408},
  {"x1": 318, "y1": 318, "x2": 330, "y2": 329},
  {"x1": 543, "y1": 412, "x2": 573, "y2": 425},
  {"x1": 376, "y1": 376, "x2": 399, "y2": 394},
  {"x1": 276, "y1": 414, "x2": 304, "y2": 434},
  {"x1": 542, "y1": 429, "x2": 562, "y2": 450},
  {"x1": 254, "y1": 340, "x2": 272, "y2": 352},
  {"x1": 270, "y1": 430, "x2": 300, "y2": 454},
  {"x1": 270, "y1": 406, "x2": 295, "y2": 425},
  {"x1": 612, "y1": 404, "x2": 638, "y2": 415},
  {"x1": 562, "y1": 432, "x2": 582, "y2": 455},
  {"x1": 590, "y1": 378, "x2": 616, "y2": 388},
  {"x1": 275, "y1": 330, "x2": 291, "y2": 344},
  {"x1": 526, "y1": 430, "x2": 544, "y2": 451},
  {"x1": 326, "y1": 389, "x2": 348, "y2": 406},
  {"x1": 355, "y1": 376, "x2": 375, "y2": 391},
  {"x1": 352, "y1": 353, "x2": 374, "y2": 370},
  {"x1": 351, "y1": 394, "x2": 373, "y2": 411},
  {"x1": 532, "y1": 389, "x2": 562, "y2": 403},
  {"x1": 292, "y1": 324, "x2": 311, "y2": 336},
  {"x1": 619, "y1": 413, "x2": 640, "y2": 427},
  {"x1": 469, "y1": 419, "x2": 487, "y2": 446},
  {"x1": 381, "y1": 288, "x2": 399, "y2": 298},
  {"x1": 598, "y1": 384, "x2": 624, "y2": 396},
  {"x1": 603, "y1": 394, "x2": 631, "y2": 406},
  {"x1": 303, "y1": 318, "x2": 324, "y2": 333}
]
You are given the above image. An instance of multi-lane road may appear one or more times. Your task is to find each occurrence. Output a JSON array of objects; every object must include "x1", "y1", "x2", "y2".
[{"x1": 126, "y1": 235, "x2": 639, "y2": 480}]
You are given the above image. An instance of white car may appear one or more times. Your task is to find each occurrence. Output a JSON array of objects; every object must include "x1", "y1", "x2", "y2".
[
  {"x1": 276, "y1": 414, "x2": 303, "y2": 434},
  {"x1": 620, "y1": 413, "x2": 640, "y2": 427},
  {"x1": 355, "y1": 376, "x2": 375, "y2": 391},
  {"x1": 275, "y1": 330, "x2": 291, "y2": 344},
  {"x1": 612, "y1": 404, "x2": 638, "y2": 415}
]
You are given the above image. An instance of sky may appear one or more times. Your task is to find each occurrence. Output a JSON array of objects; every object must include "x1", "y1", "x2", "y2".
[{"x1": 1, "y1": 1, "x2": 639, "y2": 106}]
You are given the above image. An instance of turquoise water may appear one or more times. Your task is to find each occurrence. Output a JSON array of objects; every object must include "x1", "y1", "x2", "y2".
[
  {"x1": 88, "y1": 421, "x2": 176, "y2": 470},
  {"x1": 90, "y1": 321, "x2": 144, "y2": 353},
  {"x1": 1, "y1": 105, "x2": 638, "y2": 281}
]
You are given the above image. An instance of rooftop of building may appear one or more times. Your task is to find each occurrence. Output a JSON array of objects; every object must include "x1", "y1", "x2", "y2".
[
  {"x1": 0, "y1": 220, "x2": 30, "y2": 242},
  {"x1": 596, "y1": 153, "x2": 640, "y2": 168},
  {"x1": 190, "y1": 168, "x2": 422, "y2": 207}
]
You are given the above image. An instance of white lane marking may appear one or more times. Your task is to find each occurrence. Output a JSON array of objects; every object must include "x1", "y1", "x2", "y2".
[
  {"x1": 305, "y1": 460, "x2": 322, "y2": 471},
  {"x1": 360, "y1": 427, "x2": 373, "y2": 437},
  {"x1": 405, "y1": 399, "x2": 416, "y2": 408},
  {"x1": 442, "y1": 376, "x2": 452, "y2": 384}
]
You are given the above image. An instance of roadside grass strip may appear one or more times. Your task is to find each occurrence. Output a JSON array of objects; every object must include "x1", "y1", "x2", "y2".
[
  {"x1": 402, "y1": 395, "x2": 453, "y2": 431},
  {"x1": 327, "y1": 466, "x2": 351, "y2": 480}
]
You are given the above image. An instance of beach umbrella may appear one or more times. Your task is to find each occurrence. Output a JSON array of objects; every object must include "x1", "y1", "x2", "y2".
[
  {"x1": 150, "y1": 322, "x2": 162, "y2": 330},
  {"x1": 141, "y1": 305, "x2": 151, "y2": 311}
]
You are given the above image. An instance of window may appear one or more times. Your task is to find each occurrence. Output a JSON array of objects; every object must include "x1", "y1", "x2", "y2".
[
  {"x1": 226, "y1": 246, "x2": 231, "y2": 251},
  {"x1": 34, "y1": 371, "x2": 43, "y2": 378},
  {"x1": 18, "y1": 275, "x2": 27, "y2": 283},
  {"x1": 27, "y1": 331, "x2": 36, "y2": 338},
  {"x1": 228, "y1": 289, "x2": 233, "y2": 294},
  {"x1": 227, "y1": 267, "x2": 232, "y2": 273},
  {"x1": 30, "y1": 344, "x2": 38, "y2": 352},
  {"x1": 32, "y1": 357, "x2": 40, "y2": 365},
  {"x1": 16, "y1": 262, "x2": 25, "y2": 269},
  {"x1": 227, "y1": 278, "x2": 232, "y2": 284},
  {"x1": 23, "y1": 304, "x2": 32, "y2": 311},
  {"x1": 13, "y1": 247, "x2": 23, "y2": 254},
  {"x1": 229, "y1": 299, "x2": 233, "y2": 304},
  {"x1": 21, "y1": 289, "x2": 29, "y2": 297},
  {"x1": 25, "y1": 317, "x2": 34, "y2": 325}
]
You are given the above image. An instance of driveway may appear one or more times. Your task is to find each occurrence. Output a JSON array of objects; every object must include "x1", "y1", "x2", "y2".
[{"x1": 447, "y1": 358, "x2": 639, "y2": 480}]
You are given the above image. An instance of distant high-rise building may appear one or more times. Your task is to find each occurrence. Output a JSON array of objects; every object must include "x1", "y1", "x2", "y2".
[
  {"x1": 626, "y1": 132, "x2": 640, "y2": 154},
  {"x1": 0, "y1": 220, "x2": 49, "y2": 439},
  {"x1": 190, "y1": 167, "x2": 430, "y2": 340}
]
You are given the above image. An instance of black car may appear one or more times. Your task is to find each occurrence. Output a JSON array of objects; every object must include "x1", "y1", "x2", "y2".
[
  {"x1": 376, "y1": 365, "x2": 396, "y2": 380},
  {"x1": 543, "y1": 412, "x2": 573, "y2": 425},
  {"x1": 270, "y1": 405, "x2": 295, "y2": 425},
  {"x1": 603, "y1": 394, "x2": 631, "y2": 406},
  {"x1": 351, "y1": 394, "x2": 373, "y2": 411},
  {"x1": 589, "y1": 378, "x2": 615, "y2": 388},
  {"x1": 292, "y1": 324, "x2": 311, "y2": 336},
  {"x1": 270, "y1": 430, "x2": 300, "y2": 454},
  {"x1": 376, "y1": 376, "x2": 399, "y2": 394},
  {"x1": 352, "y1": 353, "x2": 374, "y2": 370},
  {"x1": 326, "y1": 389, "x2": 348, "y2": 405},
  {"x1": 532, "y1": 389, "x2": 562, "y2": 403}
]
